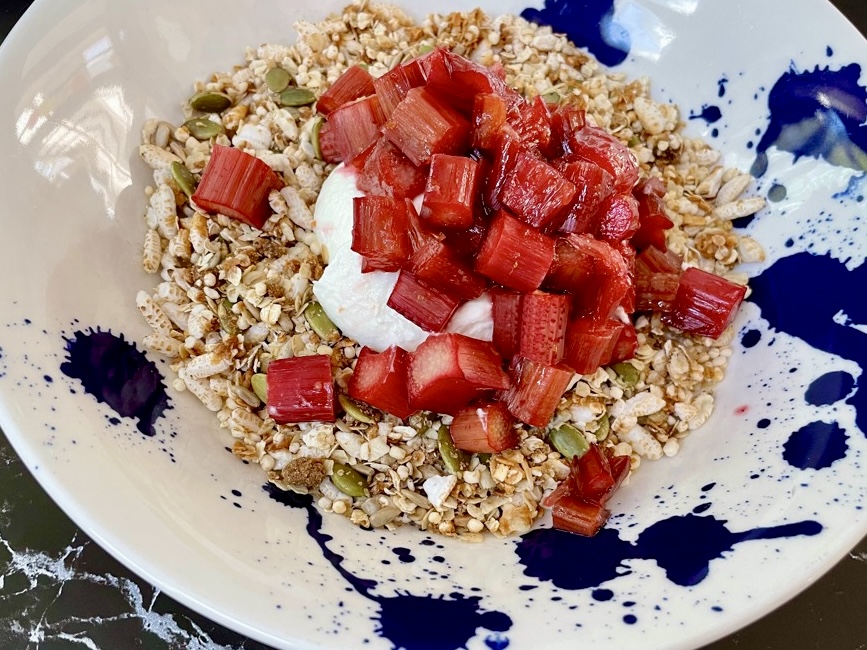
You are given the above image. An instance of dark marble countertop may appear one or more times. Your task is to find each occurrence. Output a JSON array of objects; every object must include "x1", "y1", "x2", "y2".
[{"x1": 1, "y1": 1, "x2": 866, "y2": 648}]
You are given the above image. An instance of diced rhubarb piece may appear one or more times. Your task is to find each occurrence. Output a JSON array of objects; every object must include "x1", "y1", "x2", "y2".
[
  {"x1": 351, "y1": 196, "x2": 411, "y2": 272},
  {"x1": 408, "y1": 333, "x2": 510, "y2": 415},
  {"x1": 483, "y1": 131, "x2": 524, "y2": 212},
  {"x1": 616, "y1": 241, "x2": 637, "y2": 314},
  {"x1": 519, "y1": 291, "x2": 570, "y2": 365},
  {"x1": 192, "y1": 144, "x2": 282, "y2": 229},
  {"x1": 405, "y1": 198, "x2": 442, "y2": 254},
  {"x1": 501, "y1": 356, "x2": 573, "y2": 427},
  {"x1": 550, "y1": 493, "x2": 610, "y2": 537},
  {"x1": 610, "y1": 323, "x2": 638, "y2": 363},
  {"x1": 409, "y1": 238, "x2": 487, "y2": 301},
  {"x1": 546, "y1": 104, "x2": 586, "y2": 159},
  {"x1": 266, "y1": 355, "x2": 335, "y2": 424},
  {"x1": 326, "y1": 95, "x2": 386, "y2": 162},
  {"x1": 382, "y1": 87, "x2": 471, "y2": 166},
  {"x1": 500, "y1": 152, "x2": 577, "y2": 230},
  {"x1": 475, "y1": 210, "x2": 556, "y2": 292},
  {"x1": 572, "y1": 444, "x2": 617, "y2": 502},
  {"x1": 556, "y1": 160, "x2": 615, "y2": 234},
  {"x1": 443, "y1": 207, "x2": 489, "y2": 260},
  {"x1": 490, "y1": 288, "x2": 523, "y2": 360},
  {"x1": 507, "y1": 95, "x2": 552, "y2": 151},
  {"x1": 567, "y1": 126, "x2": 639, "y2": 193},
  {"x1": 354, "y1": 136, "x2": 427, "y2": 200},
  {"x1": 420, "y1": 154, "x2": 481, "y2": 229},
  {"x1": 425, "y1": 48, "x2": 521, "y2": 114},
  {"x1": 387, "y1": 271, "x2": 461, "y2": 333},
  {"x1": 317, "y1": 121, "x2": 343, "y2": 164},
  {"x1": 631, "y1": 176, "x2": 674, "y2": 251},
  {"x1": 562, "y1": 317, "x2": 622, "y2": 374},
  {"x1": 472, "y1": 93, "x2": 509, "y2": 150},
  {"x1": 595, "y1": 193, "x2": 640, "y2": 242},
  {"x1": 347, "y1": 346, "x2": 415, "y2": 420},
  {"x1": 450, "y1": 401, "x2": 518, "y2": 453},
  {"x1": 373, "y1": 58, "x2": 427, "y2": 117},
  {"x1": 662, "y1": 267, "x2": 747, "y2": 338},
  {"x1": 634, "y1": 246, "x2": 683, "y2": 311},
  {"x1": 316, "y1": 64, "x2": 376, "y2": 115}
]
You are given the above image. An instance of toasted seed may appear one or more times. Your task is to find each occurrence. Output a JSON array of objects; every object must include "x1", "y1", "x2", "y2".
[
  {"x1": 417, "y1": 44, "x2": 434, "y2": 54},
  {"x1": 613, "y1": 362, "x2": 640, "y2": 388},
  {"x1": 251, "y1": 373, "x2": 268, "y2": 403},
  {"x1": 190, "y1": 90, "x2": 232, "y2": 113},
  {"x1": 542, "y1": 90, "x2": 560, "y2": 105},
  {"x1": 279, "y1": 87, "x2": 316, "y2": 107},
  {"x1": 368, "y1": 506, "x2": 401, "y2": 528},
  {"x1": 183, "y1": 117, "x2": 225, "y2": 140},
  {"x1": 338, "y1": 394, "x2": 376, "y2": 424},
  {"x1": 438, "y1": 425, "x2": 470, "y2": 475},
  {"x1": 332, "y1": 463, "x2": 368, "y2": 498},
  {"x1": 266, "y1": 67, "x2": 292, "y2": 93},
  {"x1": 311, "y1": 116, "x2": 324, "y2": 160},
  {"x1": 548, "y1": 423, "x2": 590, "y2": 460},
  {"x1": 171, "y1": 161, "x2": 197, "y2": 197},
  {"x1": 303, "y1": 301, "x2": 340, "y2": 342},
  {"x1": 217, "y1": 299, "x2": 238, "y2": 336},
  {"x1": 595, "y1": 414, "x2": 611, "y2": 441},
  {"x1": 476, "y1": 453, "x2": 491, "y2": 465}
]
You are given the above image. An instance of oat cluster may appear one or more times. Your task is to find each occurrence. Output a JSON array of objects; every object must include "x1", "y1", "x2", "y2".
[{"x1": 135, "y1": 1, "x2": 765, "y2": 541}]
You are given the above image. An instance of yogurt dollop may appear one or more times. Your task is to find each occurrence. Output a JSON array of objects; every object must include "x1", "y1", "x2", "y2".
[{"x1": 312, "y1": 165, "x2": 493, "y2": 352}]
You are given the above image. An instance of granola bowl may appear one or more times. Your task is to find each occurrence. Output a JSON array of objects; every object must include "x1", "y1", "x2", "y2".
[{"x1": 2, "y1": 0, "x2": 867, "y2": 648}]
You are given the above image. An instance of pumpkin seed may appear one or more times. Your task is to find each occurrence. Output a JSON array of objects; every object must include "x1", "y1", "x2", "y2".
[
  {"x1": 548, "y1": 423, "x2": 590, "y2": 461},
  {"x1": 251, "y1": 373, "x2": 268, "y2": 403},
  {"x1": 438, "y1": 425, "x2": 470, "y2": 475},
  {"x1": 279, "y1": 87, "x2": 316, "y2": 107},
  {"x1": 265, "y1": 67, "x2": 291, "y2": 93},
  {"x1": 183, "y1": 116, "x2": 225, "y2": 140},
  {"x1": 311, "y1": 116, "x2": 324, "y2": 160},
  {"x1": 303, "y1": 301, "x2": 340, "y2": 342},
  {"x1": 332, "y1": 462, "x2": 368, "y2": 498},
  {"x1": 217, "y1": 299, "x2": 238, "y2": 336},
  {"x1": 542, "y1": 90, "x2": 561, "y2": 105},
  {"x1": 595, "y1": 413, "x2": 610, "y2": 441},
  {"x1": 171, "y1": 161, "x2": 196, "y2": 197},
  {"x1": 417, "y1": 44, "x2": 435, "y2": 54},
  {"x1": 613, "y1": 362, "x2": 640, "y2": 388},
  {"x1": 338, "y1": 394, "x2": 375, "y2": 424},
  {"x1": 476, "y1": 453, "x2": 492, "y2": 466},
  {"x1": 189, "y1": 90, "x2": 232, "y2": 113}
]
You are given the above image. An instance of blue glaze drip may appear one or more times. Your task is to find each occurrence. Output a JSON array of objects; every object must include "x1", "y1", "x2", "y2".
[
  {"x1": 767, "y1": 183, "x2": 788, "y2": 202},
  {"x1": 805, "y1": 371, "x2": 856, "y2": 406},
  {"x1": 521, "y1": 0, "x2": 629, "y2": 67},
  {"x1": 753, "y1": 63, "x2": 867, "y2": 176},
  {"x1": 264, "y1": 484, "x2": 511, "y2": 649},
  {"x1": 718, "y1": 77, "x2": 728, "y2": 98},
  {"x1": 689, "y1": 105, "x2": 722, "y2": 124},
  {"x1": 591, "y1": 588, "x2": 614, "y2": 601},
  {"x1": 484, "y1": 634, "x2": 510, "y2": 650},
  {"x1": 59, "y1": 329, "x2": 171, "y2": 436},
  {"x1": 741, "y1": 329, "x2": 761, "y2": 349},
  {"x1": 783, "y1": 421, "x2": 848, "y2": 470}
]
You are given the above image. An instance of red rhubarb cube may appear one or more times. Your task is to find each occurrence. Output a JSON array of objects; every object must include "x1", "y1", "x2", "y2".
[
  {"x1": 317, "y1": 121, "x2": 343, "y2": 164},
  {"x1": 316, "y1": 64, "x2": 376, "y2": 115},
  {"x1": 409, "y1": 238, "x2": 487, "y2": 301},
  {"x1": 500, "y1": 151, "x2": 577, "y2": 230},
  {"x1": 192, "y1": 144, "x2": 283, "y2": 229},
  {"x1": 351, "y1": 196, "x2": 411, "y2": 272},
  {"x1": 266, "y1": 355, "x2": 335, "y2": 424},
  {"x1": 382, "y1": 87, "x2": 471, "y2": 166},
  {"x1": 508, "y1": 95, "x2": 552, "y2": 151},
  {"x1": 562, "y1": 318, "x2": 623, "y2": 375},
  {"x1": 631, "y1": 177, "x2": 674, "y2": 252},
  {"x1": 550, "y1": 493, "x2": 610, "y2": 537},
  {"x1": 450, "y1": 402, "x2": 518, "y2": 453},
  {"x1": 501, "y1": 356, "x2": 573, "y2": 427},
  {"x1": 326, "y1": 95, "x2": 386, "y2": 162},
  {"x1": 373, "y1": 58, "x2": 427, "y2": 117},
  {"x1": 408, "y1": 333, "x2": 510, "y2": 415},
  {"x1": 354, "y1": 136, "x2": 427, "y2": 200},
  {"x1": 567, "y1": 126, "x2": 639, "y2": 193},
  {"x1": 519, "y1": 291, "x2": 571, "y2": 365},
  {"x1": 634, "y1": 246, "x2": 682, "y2": 311},
  {"x1": 387, "y1": 271, "x2": 461, "y2": 333},
  {"x1": 420, "y1": 154, "x2": 482, "y2": 229},
  {"x1": 442, "y1": 207, "x2": 489, "y2": 260},
  {"x1": 472, "y1": 93, "x2": 509, "y2": 151},
  {"x1": 546, "y1": 104, "x2": 586, "y2": 159},
  {"x1": 595, "y1": 193, "x2": 640, "y2": 242},
  {"x1": 475, "y1": 210, "x2": 556, "y2": 292},
  {"x1": 662, "y1": 267, "x2": 747, "y2": 338},
  {"x1": 556, "y1": 160, "x2": 615, "y2": 234},
  {"x1": 425, "y1": 48, "x2": 521, "y2": 114},
  {"x1": 490, "y1": 288, "x2": 523, "y2": 361},
  {"x1": 611, "y1": 323, "x2": 638, "y2": 363},
  {"x1": 348, "y1": 346, "x2": 415, "y2": 420}
]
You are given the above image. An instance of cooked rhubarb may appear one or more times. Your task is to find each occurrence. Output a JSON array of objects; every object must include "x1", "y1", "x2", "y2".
[
  {"x1": 373, "y1": 58, "x2": 427, "y2": 117},
  {"x1": 472, "y1": 93, "x2": 509, "y2": 151},
  {"x1": 507, "y1": 95, "x2": 552, "y2": 151},
  {"x1": 500, "y1": 151, "x2": 577, "y2": 230},
  {"x1": 317, "y1": 121, "x2": 343, "y2": 164},
  {"x1": 562, "y1": 318, "x2": 623, "y2": 375},
  {"x1": 567, "y1": 126, "x2": 639, "y2": 193},
  {"x1": 546, "y1": 104, "x2": 586, "y2": 159},
  {"x1": 662, "y1": 267, "x2": 747, "y2": 338},
  {"x1": 325, "y1": 95, "x2": 386, "y2": 162},
  {"x1": 550, "y1": 493, "x2": 611, "y2": 537},
  {"x1": 610, "y1": 322, "x2": 638, "y2": 363},
  {"x1": 382, "y1": 86, "x2": 471, "y2": 166},
  {"x1": 442, "y1": 207, "x2": 489, "y2": 260},
  {"x1": 316, "y1": 64, "x2": 375, "y2": 115},
  {"x1": 351, "y1": 196, "x2": 411, "y2": 272},
  {"x1": 519, "y1": 291, "x2": 570, "y2": 366},
  {"x1": 386, "y1": 271, "x2": 461, "y2": 333},
  {"x1": 450, "y1": 401, "x2": 517, "y2": 453},
  {"x1": 475, "y1": 210, "x2": 556, "y2": 292},
  {"x1": 192, "y1": 144, "x2": 282, "y2": 229},
  {"x1": 266, "y1": 355, "x2": 335, "y2": 424},
  {"x1": 501, "y1": 356, "x2": 573, "y2": 427},
  {"x1": 420, "y1": 154, "x2": 481, "y2": 229},
  {"x1": 347, "y1": 346, "x2": 415, "y2": 419},
  {"x1": 354, "y1": 136, "x2": 428, "y2": 200},
  {"x1": 631, "y1": 176, "x2": 674, "y2": 251},
  {"x1": 556, "y1": 160, "x2": 615, "y2": 234},
  {"x1": 409, "y1": 238, "x2": 487, "y2": 301},
  {"x1": 483, "y1": 131, "x2": 523, "y2": 211},
  {"x1": 634, "y1": 246, "x2": 682, "y2": 311},
  {"x1": 594, "y1": 193, "x2": 640, "y2": 242},
  {"x1": 408, "y1": 333, "x2": 511, "y2": 415},
  {"x1": 425, "y1": 48, "x2": 520, "y2": 114},
  {"x1": 490, "y1": 288, "x2": 523, "y2": 360}
]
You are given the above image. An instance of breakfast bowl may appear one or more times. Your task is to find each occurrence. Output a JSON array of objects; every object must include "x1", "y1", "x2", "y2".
[{"x1": 1, "y1": 1, "x2": 866, "y2": 649}]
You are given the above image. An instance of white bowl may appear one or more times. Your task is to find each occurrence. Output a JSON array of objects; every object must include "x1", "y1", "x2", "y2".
[{"x1": 1, "y1": 1, "x2": 866, "y2": 648}]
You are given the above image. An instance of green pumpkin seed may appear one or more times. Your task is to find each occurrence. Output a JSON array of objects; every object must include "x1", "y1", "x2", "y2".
[
  {"x1": 438, "y1": 425, "x2": 470, "y2": 475},
  {"x1": 476, "y1": 453, "x2": 492, "y2": 466},
  {"x1": 279, "y1": 87, "x2": 316, "y2": 107},
  {"x1": 332, "y1": 462, "x2": 367, "y2": 497},
  {"x1": 303, "y1": 301, "x2": 340, "y2": 342},
  {"x1": 217, "y1": 299, "x2": 238, "y2": 336},
  {"x1": 627, "y1": 136, "x2": 641, "y2": 148},
  {"x1": 594, "y1": 413, "x2": 610, "y2": 441},
  {"x1": 189, "y1": 90, "x2": 232, "y2": 113},
  {"x1": 265, "y1": 67, "x2": 292, "y2": 93},
  {"x1": 417, "y1": 44, "x2": 435, "y2": 54},
  {"x1": 171, "y1": 161, "x2": 196, "y2": 197},
  {"x1": 183, "y1": 116, "x2": 225, "y2": 140},
  {"x1": 338, "y1": 394, "x2": 376, "y2": 424},
  {"x1": 542, "y1": 90, "x2": 561, "y2": 105},
  {"x1": 251, "y1": 373, "x2": 268, "y2": 403},
  {"x1": 548, "y1": 423, "x2": 590, "y2": 461},
  {"x1": 612, "y1": 362, "x2": 640, "y2": 388},
  {"x1": 311, "y1": 116, "x2": 324, "y2": 160}
]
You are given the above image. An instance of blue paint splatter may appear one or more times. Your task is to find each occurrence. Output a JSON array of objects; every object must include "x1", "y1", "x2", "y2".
[
  {"x1": 591, "y1": 588, "x2": 614, "y2": 601},
  {"x1": 521, "y1": 0, "x2": 630, "y2": 67},
  {"x1": 783, "y1": 421, "x2": 848, "y2": 470},
  {"x1": 689, "y1": 105, "x2": 722, "y2": 124},
  {"x1": 264, "y1": 484, "x2": 511, "y2": 649},
  {"x1": 59, "y1": 329, "x2": 171, "y2": 436},
  {"x1": 717, "y1": 77, "x2": 728, "y2": 98},
  {"x1": 805, "y1": 371, "x2": 856, "y2": 406},
  {"x1": 767, "y1": 183, "x2": 788, "y2": 202},
  {"x1": 484, "y1": 634, "x2": 510, "y2": 650},
  {"x1": 752, "y1": 63, "x2": 867, "y2": 177},
  {"x1": 741, "y1": 329, "x2": 762, "y2": 349}
]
